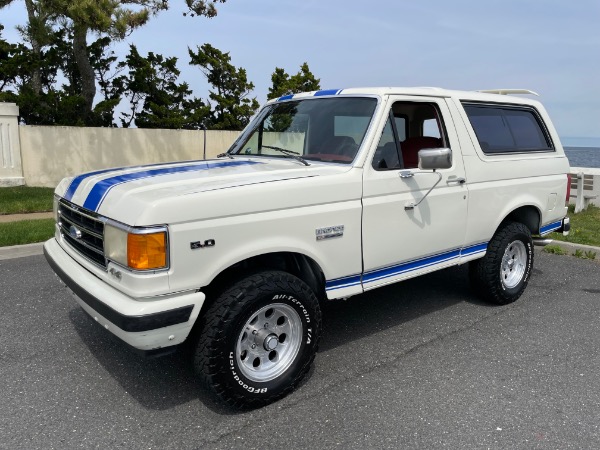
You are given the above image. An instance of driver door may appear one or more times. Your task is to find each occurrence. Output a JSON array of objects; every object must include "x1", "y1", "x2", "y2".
[{"x1": 361, "y1": 96, "x2": 469, "y2": 290}]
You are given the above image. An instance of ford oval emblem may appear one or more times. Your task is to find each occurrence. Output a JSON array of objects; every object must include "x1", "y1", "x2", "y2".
[{"x1": 68, "y1": 225, "x2": 82, "y2": 240}]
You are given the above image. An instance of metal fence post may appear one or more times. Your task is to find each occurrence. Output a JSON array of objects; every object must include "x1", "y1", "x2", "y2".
[{"x1": 575, "y1": 171, "x2": 584, "y2": 213}]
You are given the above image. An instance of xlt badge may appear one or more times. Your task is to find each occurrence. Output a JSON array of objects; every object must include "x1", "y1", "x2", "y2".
[{"x1": 316, "y1": 225, "x2": 344, "y2": 241}]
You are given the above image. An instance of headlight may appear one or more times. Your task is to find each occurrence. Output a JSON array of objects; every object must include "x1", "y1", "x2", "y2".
[{"x1": 105, "y1": 223, "x2": 168, "y2": 271}]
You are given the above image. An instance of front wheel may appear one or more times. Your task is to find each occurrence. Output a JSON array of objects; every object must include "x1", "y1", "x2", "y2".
[
  {"x1": 193, "y1": 271, "x2": 322, "y2": 409},
  {"x1": 469, "y1": 222, "x2": 534, "y2": 305}
]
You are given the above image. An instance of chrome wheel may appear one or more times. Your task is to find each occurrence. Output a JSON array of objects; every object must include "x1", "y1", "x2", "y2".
[
  {"x1": 501, "y1": 240, "x2": 527, "y2": 289},
  {"x1": 236, "y1": 303, "x2": 303, "y2": 383}
]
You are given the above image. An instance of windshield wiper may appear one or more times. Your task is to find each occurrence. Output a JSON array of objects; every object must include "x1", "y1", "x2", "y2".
[
  {"x1": 262, "y1": 145, "x2": 310, "y2": 166},
  {"x1": 217, "y1": 152, "x2": 234, "y2": 159}
]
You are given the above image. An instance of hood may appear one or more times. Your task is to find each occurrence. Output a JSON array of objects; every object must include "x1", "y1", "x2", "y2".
[{"x1": 57, "y1": 158, "x2": 358, "y2": 225}]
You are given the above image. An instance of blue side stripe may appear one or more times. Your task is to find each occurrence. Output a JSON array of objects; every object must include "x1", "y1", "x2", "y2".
[
  {"x1": 363, "y1": 249, "x2": 461, "y2": 284},
  {"x1": 540, "y1": 220, "x2": 562, "y2": 235},
  {"x1": 82, "y1": 160, "x2": 261, "y2": 212},
  {"x1": 325, "y1": 241, "x2": 488, "y2": 291},
  {"x1": 461, "y1": 242, "x2": 488, "y2": 256},
  {"x1": 326, "y1": 274, "x2": 362, "y2": 291}
]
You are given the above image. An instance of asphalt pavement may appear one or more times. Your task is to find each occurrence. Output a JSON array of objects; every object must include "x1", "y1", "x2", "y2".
[{"x1": 1, "y1": 251, "x2": 600, "y2": 449}]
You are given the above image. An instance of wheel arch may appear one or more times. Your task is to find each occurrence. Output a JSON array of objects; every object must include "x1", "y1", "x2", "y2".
[
  {"x1": 201, "y1": 251, "x2": 326, "y2": 306},
  {"x1": 501, "y1": 204, "x2": 541, "y2": 235}
]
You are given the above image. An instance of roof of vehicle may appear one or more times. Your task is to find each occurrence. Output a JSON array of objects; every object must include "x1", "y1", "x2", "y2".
[{"x1": 267, "y1": 87, "x2": 543, "y2": 107}]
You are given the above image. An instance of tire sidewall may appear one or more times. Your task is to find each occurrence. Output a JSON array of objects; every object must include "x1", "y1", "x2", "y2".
[
  {"x1": 497, "y1": 227, "x2": 533, "y2": 297},
  {"x1": 222, "y1": 282, "x2": 318, "y2": 399}
]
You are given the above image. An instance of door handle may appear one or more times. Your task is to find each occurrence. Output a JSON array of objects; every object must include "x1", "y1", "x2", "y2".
[{"x1": 447, "y1": 177, "x2": 466, "y2": 185}]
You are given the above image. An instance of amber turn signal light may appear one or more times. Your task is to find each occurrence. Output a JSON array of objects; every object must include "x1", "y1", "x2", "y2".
[{"x1": 127, "y1": 232, "x2": 167, "y2": 270}]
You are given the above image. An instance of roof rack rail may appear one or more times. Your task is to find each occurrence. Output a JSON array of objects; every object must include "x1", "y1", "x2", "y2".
[{"x1": 477, "y1": 89, "x2": 539, "y2": 96}]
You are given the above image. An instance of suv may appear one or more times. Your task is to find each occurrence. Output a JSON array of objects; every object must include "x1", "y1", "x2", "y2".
[{"x1": 44, "y1": 87, "x2": 570, "y2": 408}]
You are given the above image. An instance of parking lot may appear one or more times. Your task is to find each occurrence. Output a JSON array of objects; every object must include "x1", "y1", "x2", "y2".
[{"x1": 1, "y1": 250, "x2": 600, "y2": 449}]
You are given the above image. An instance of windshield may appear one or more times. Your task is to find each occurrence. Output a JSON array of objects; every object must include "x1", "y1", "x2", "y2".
[{"x1": 231, "y1": 97, "x2": 378, "y2": 164}]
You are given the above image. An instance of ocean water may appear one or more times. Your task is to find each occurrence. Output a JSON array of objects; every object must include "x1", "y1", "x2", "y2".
[{"x1": 564, "y1": 147, "x2": 600, "y2": 168}]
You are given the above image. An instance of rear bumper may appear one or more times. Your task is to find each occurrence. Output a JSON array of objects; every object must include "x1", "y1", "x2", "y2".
[
  {"x1": 560, "y1": 217, "x2": 571, "y2": 235},
  {"x1": 44, "y1": 238, "x2": 205, "y2": 352}
]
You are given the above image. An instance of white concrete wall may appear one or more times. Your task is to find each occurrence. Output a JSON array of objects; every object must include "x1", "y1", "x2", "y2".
[
  {"x1": 0, "y1": 103, "x2": 24, "y2": 186},
  {"x1": 19, "y1": 126, "x2": 240, "y2": 187}
]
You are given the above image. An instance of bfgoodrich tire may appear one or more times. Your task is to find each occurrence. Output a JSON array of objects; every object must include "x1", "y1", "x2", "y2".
[
  {"x1": 193, "y1": 271, "x2": 322, "y2": 409},
  {"x1": 469, "y1": 222, "x2": 534, "y2": 305}
]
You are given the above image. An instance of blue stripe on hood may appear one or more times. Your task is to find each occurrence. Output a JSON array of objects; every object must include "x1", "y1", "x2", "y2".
[
  {"x1": 64, "y1": 167, "x2": 124, "y2": 202},
  {"x1": 78, "y1": 160, "x2": 261, "y2": 212},
  {"x1": 64, "y1": 160, "x2": 184, "y2": 202}
]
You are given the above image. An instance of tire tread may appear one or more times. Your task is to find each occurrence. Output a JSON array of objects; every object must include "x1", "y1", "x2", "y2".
[
  {"x1": 193, "y1": 271, "x2": 321, "y2": 409},
  {"x1": 470, "y1": 221, "x2": 533, "y2": 305}
]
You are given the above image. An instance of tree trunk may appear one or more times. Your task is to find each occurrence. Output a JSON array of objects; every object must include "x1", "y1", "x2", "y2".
[
  {"x1": 72, "y1": 24, "x2": 96, "y2": 116},
  {"x1": 24, "y1": 0, "x2": 42, "y2": 94}
]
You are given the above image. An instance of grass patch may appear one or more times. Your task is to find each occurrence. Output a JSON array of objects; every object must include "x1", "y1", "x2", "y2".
[
  {"x1": 572, "y1": 249, "x2": 597, "y2": 260},
  {"x1": 0, "y1": 186, "x2": 54, "y2": 215},
  {"x1": 552, "y1": 204, "x2": 600, "y2": 247},
  {"x1": 543, "y1": 244, "x2": 567, "y2": 255},
  {"x1": 0, "y1": 219, "x2": 55, "y2": 247}
]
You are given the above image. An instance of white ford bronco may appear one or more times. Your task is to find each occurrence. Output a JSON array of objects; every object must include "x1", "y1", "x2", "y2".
[{"x1": 44, "y1": 87, "x2": 571, "y2": 408}]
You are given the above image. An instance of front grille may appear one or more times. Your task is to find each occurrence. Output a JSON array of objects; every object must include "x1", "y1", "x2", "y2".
[{"x1": 58, "y1": 199, "x2": 106, "y2": 268}]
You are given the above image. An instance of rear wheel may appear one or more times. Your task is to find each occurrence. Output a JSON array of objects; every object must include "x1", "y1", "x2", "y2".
[
  {"x1": 193, "y1": 271, "x2": 321, "y2": 409},
  {"x1": 469, "y1": 222, "x2": 534, "y2": 305}
]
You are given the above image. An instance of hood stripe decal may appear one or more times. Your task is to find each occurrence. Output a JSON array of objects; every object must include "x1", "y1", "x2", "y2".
[
  {"x1": 79, "y1": 160, "x2": 261, "y2": 212},
  {"x1": 65, "y1": 167, "x2": 124, "y2": 202},
  {"x1": 64, "y1": 160, "x2": 189, "y2": 202}
]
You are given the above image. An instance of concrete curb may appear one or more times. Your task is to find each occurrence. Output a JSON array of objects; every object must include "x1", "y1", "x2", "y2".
[
  {"x1": 542, "y1": 240, "x2": 600, "y2": 256},
  {"x1": 0, "y1": 242, "x2": 45, "y2": 260},
  {"x1": 0, "y1": 212, "x2": 53, "y2": 223}
]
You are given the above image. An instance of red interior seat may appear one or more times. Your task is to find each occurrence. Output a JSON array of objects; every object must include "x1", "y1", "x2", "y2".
[{"x1": 401, "y1": 136, "x2": 442, "y2": 169}]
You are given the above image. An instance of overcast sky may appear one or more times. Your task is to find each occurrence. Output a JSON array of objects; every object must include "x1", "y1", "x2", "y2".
[{"x1": 2, "y1": 0, "x2": 599, "y2": 144}]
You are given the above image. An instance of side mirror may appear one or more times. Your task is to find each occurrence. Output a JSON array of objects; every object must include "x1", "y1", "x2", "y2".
[{"x1": 418, "y1": 147, "x2": 452, "y2": 171}]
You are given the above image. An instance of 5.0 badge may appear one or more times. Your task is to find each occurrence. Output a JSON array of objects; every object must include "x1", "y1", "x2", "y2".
[{"x1": 190, "y1": 239, "x2": 215, "y2": 250}]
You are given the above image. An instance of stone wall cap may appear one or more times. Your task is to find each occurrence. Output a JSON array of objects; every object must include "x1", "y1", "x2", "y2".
[{"x1": 0, "y1": 102, "x2": 19, "y2": 116}]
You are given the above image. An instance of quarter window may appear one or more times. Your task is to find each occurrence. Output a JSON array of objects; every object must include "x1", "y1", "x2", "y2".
[{"x1": 463, "y1": 104, "x2": 553, "y2": 154}]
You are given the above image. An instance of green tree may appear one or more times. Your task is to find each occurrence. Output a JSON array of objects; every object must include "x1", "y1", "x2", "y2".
[
  {"x1": 1, "y1": 24, "x2": 123, "y2": 126},
  {"x1": 0, "y1": 24, "x2": 31, "y2": 92},
  {"x1": 0, "y1": 0, "x2": 55, "y2": 96},
  {"x1": 267, "y1": 62, "x2": 320, "y2": 100},
  {"x1": 119, "y1": 45, "x2": 209, "y2": 129},
  {"x1": 189, "y1": 43, "x2": 259, "y2": 130},
  {"x1": 0, "y1": 0, "x2": 227, "y2": 124}
]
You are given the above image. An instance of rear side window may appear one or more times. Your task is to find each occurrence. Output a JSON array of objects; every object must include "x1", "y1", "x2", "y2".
[{"x1": 462, "y1": 103, "x2": 553, "y2": 154}]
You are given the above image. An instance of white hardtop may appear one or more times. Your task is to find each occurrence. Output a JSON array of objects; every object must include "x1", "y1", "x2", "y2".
[{"x1": 267, "y1": 86, "x2": 545, "y2": 107}]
